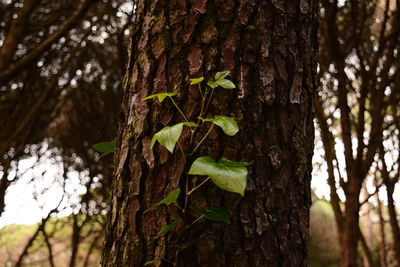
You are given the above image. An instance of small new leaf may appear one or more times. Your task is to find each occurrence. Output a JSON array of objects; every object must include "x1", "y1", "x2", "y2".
[
  {"x1": 143, "y1": 92, "x2": 177, "y2": 103},
  {"x1": 203, "y1": 115, "x2": 239, "y2": 136},
  {"x1": 92, "y1": 140, "x2": 116, "y2": 158},
  {"x1": 154, "y1": 218, "x2": 180, "y2": 239},
  {"x1": 158, "y1": 188, "x2": 180, "y2": 206},
  {"x1": 191, "y1": 206, "x2": 230, "y2": 223},
  {"x1": 207, "y1": 81, "x2": 219, "y2": 89},
  {"x1": 144, "y1": 188, "x2": 180, "y2": 214},
  {"x1": 190, "y1": 77, "x2": 204, "y2": 85},
  {"x1": 188, "y1": 156, "x2": 248, "y2": 196}
]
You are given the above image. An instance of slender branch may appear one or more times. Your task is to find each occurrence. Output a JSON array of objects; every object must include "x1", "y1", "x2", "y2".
[
  {"x1": 177, "y1": 141, "x2": 186, "y2": 162},
  {"x1": 191, "y1": 215, "x2": 205, "y2": 226},
  {"x1": 187, "y1": 177, "x2": 210, "y2": 196},
  {"x1": 170, "y1": 97, "x2": 189, "y2": 122},
  {"x1": 191, "y1": 124, "x2": 214, "y2": 155},
  {"x1": 204, "y1": 87, "x2": 215, "y2": 114},
  {"x1": 0, "y1": 0, "x2": 94, "y2": 83}
]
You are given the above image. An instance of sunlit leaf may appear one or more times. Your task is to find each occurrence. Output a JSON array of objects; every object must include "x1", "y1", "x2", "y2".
[
  {"x1": 216, "y1": 79, "x2": 235, "y2": 89},
  {"x1": 188, "y1": 156, "x2": 248, "y2": 196},
  {"x1": 143, "y1": 92, "x2": 177, "y2": 103},
  {"x1": 191, "y1": 206, "x2": 230, "y2": 223},
  {"x1": 151, "y1": 123, "x2": 183, "y2": 152},
  {"x1": 154, "y1": 218, "x2": 180, "y2": 239},
  {"x1": 190, "y1": 77, "x2": 204, "y2": 85},
  {"x1": 202, "y1": 115, "x2": 239, "y2": 136}
]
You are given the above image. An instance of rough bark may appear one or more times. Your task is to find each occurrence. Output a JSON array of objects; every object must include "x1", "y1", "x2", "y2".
[{"x1": 102, "y1": 0, "x2": 317, "y2": 266}]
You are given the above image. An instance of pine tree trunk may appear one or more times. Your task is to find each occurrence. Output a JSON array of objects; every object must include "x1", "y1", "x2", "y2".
[{"x1": 102, "y1": 1, "x2": 317, "y2": 266}]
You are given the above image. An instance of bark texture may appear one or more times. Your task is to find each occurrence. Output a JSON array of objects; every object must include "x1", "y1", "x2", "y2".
[{"x1": 102, "y1": 0, "x2": 317, "y2": 266}]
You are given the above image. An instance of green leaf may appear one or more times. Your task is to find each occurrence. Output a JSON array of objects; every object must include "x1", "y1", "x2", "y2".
[
  {"x1": 158, "y1": 188, "x2": 180, "y2": 206},
  {"x1": 203, "y1": 115, "x2": 239, "y2": 136},
  {"x1": 217, "y1": 79, "x2": 235, "y2": 89},
  {"x1": 154, "y1": 218, "x2": 180, "y2": 239},
  {"x1": 143, "y1": 92, "x2": 177, "y2": 103},
  {"x1": 175, "y1": 241, "x2": 194, "y2": 249},
  {"x1": 92, "y1": 140, "x2": 116, "y2": 157},
  {"x1": 191, "y1": 206, "x2": 230, "y2": 223},
  {"x1": 207, "y1": 81, "x2": 219, "y2": 89},
  {"x1": 144, "y1": 188, "x2": 180, "y2": 214},
  {"x1": 190, "y1": 77, "x2": 204, "y2": 85},
  {"x1": 188, "y1": 156, "x2": 248, "y2": 196},
  {"x1": 215, "y1": 71, "x2": 230, "y2": 81},
  {"x1": 92, "y1": 140, "x2": 116, "y2": 153},
  {"x1": 151, "y1": 123, "x2": 183, "y2": 152}
]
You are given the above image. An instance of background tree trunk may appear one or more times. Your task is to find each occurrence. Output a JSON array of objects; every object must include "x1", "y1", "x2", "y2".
[{"x1": 102, "y1": 0, "x2": 317, "y2": 266}]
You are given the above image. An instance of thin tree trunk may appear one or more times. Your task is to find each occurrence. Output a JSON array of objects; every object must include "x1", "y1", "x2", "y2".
[
  {"x1": 82, "y1": 233, "x2": 101, "y2": 267},
  {"x1": 386, "y1": 181, "x2": 400, "y2": 265},
  {"x1": 14, "y1": 225, "x2": 42, "y2": 267},
  {"x1": 359, "y1": 227, "x2": 373, "y2": 267},
  {"x1": 376, "y1": 191, "x2": 388, "y2": 267},
  {"x1": 69, "y1": 215, "x2": 81, "y2": 267},
  {"x1": 42, "y1": 228, "x2": 56, "y2": 267},
  {"x1": 341, "y1": 176, "x2": 362, "y2": 267},
  {"x1": 102, "y1": 0, "x2": 317, "y2": 266}
]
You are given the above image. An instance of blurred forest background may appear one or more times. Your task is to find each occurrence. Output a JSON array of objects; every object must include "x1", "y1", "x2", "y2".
[{"x1": 0, "y1": 0, "x2": 399, "y2": 266}]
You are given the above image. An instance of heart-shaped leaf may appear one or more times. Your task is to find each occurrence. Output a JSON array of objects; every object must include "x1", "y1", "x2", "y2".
[
  {"x1": 154, "y1": 218, "x2": 180, "y2": 239},
  {"x1": 202, "y1": 116, "x2": 239, "y2": 136},
  {"x1": 188, "y1": 156, "x2": 248, "y2": 196},
  {"x1": 92, "y1": 140, "x2": 116, "y2": 157},
  {"x1": 143, "y1": 92, "x2": 177, "y2": 103},
  {"x1": 215, "y1": 71, "x2": 230, "y2": 81},
  {"x1": 190, "y1": 77, "x2": 204, "y2": 85},
  {"x1": 151, "y1": 122, "x2": 197, "y2": 152},
  {"x1": 191, "y1": 206, "x2": 230, "y2": 223},
  {"x1": 151, "y1": 123, "x2": 183, "y2": 153}
]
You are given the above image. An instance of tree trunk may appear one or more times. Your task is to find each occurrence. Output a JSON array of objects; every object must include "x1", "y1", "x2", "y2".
[
  {"x1": 341, "y1": 176, "x2": 362, "y2": 267},
  {"x1": 102, "y1": 0, "x2": 317, "y2": 266},
  {"x1": 376, "y1": 192, "x2": 388, "y2": 267}
]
